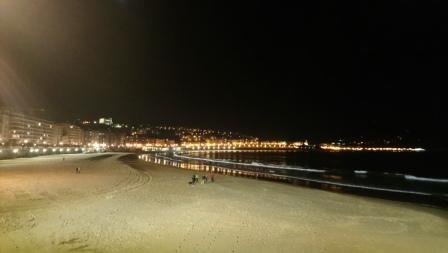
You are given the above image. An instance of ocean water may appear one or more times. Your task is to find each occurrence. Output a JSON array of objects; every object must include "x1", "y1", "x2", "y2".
[
  {"x1": 143, "y1": 150, "x2": 448, "y2": 206},
  {"x1": 189, "y1": 150, "x2": 447, "y2": 177}
]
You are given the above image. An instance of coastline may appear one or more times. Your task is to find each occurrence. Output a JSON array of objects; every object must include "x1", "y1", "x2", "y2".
[
  {"x1": 1, "y1": 153, "x2": 447, "y2": 252},
  {"x1": 140, "y1": 152, "x2": 448, "y2": 207}
]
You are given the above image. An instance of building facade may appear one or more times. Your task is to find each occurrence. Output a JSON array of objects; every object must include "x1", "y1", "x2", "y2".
[
  {"x1": 99, "y1": 117, "x2": 113, "y2": 126},
  {"x1": 55, "y1": 123, "x2": 84, "y2": 146},
  {"x1": 0, "y1": 108, "x2": 57, "y2": 146}
]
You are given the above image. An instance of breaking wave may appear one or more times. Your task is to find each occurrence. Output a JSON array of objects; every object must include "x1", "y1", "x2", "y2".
[{"x1": 173, "y1": 153, "x2": 326, "y2": 173}]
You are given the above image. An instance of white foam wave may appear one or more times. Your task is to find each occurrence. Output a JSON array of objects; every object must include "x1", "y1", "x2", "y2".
[
  {"x1": 404, "y1": 175, "x2": 448, "y2": 183},
  {"x1": 173, "y1": 153, "x2": 326, "y2": 173},
  {"x1": 147, "y1": 154, "x2": 436, "y2": 196},
  {"x1": 269, "y1": 173, "x2": 432, "y2": 196},
  {"x1": 354, "y1": 170, "x2": 367, "y2": 174}
]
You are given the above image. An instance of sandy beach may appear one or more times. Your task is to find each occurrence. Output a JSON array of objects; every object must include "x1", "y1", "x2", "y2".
[{"x1": 0, "y1": 153, "x2": 447, "y2": 253}]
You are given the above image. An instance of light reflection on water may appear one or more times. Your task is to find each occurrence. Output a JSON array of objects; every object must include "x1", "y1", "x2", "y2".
[
  {"x1": 138, "y1": 153, "x2": 448, "y2": 207},
  {"x1": 139, "y1": 154, "x2": 292, "y2": 181}
]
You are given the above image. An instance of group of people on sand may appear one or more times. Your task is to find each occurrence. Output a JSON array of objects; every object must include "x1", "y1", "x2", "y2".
[{"x1": 190, "y1": 173, "x2": 215, "y2": 185}]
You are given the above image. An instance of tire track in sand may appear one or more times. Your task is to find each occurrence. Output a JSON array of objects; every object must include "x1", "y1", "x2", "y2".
[{"x1": 0, "y1": 154, "x2": 152, "y2": 214}]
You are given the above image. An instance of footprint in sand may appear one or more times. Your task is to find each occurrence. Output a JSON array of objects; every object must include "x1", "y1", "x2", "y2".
[{"x1": 58, "y1": 237, "x2": 97, "y2": 252}]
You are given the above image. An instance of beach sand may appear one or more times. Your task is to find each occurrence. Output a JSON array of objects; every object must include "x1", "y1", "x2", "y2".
[{"x1": 1, "y1": 153, "x2": 447, "y2": 253}]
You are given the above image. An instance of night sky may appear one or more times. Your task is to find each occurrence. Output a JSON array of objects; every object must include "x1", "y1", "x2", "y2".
[{"x1": 0, "y1": 1, "x2": 446, "y2": 144}]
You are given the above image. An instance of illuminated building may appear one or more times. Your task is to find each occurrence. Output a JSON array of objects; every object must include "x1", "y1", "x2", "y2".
[
  {"x1": 99, "y1": 117, "x2": 113, "y2": 126},
  {"x1": 0, "y1": 108, "x2": 57, "y2": 146},
  {"x1": 55, "y1": 123, "x2": 84, "y2": 146},
  {"x1": 83, "y1": 130, "x2": 102, "y2": 145},
  {"x1": 82, "y1": 128, "x2": 125, "y2": 147},
  {"x1": 102, "y1": 131, "x2": 126, "y2": 147}
]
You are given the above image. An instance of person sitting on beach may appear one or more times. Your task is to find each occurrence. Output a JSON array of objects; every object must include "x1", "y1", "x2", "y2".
[
  {"x1": 194, "y1": 174, "x2": 199, "y2": 184},
  {"x1": 191, "y1": 174, "x2": 199, "y2": 185}
]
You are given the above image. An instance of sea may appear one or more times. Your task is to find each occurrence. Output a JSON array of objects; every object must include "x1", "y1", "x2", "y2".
[{"x1": 141, "y1": 150, "x2": 448, "y2": 207}]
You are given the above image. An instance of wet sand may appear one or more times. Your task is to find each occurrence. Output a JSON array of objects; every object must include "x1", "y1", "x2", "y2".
[{"x1": 1, "y1": 153, "x2": 447, "y2": 253}]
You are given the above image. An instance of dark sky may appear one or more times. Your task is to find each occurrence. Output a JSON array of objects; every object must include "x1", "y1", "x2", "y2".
[{"x1": 0, "y1": 1, "x2": 446, "y2": 143}]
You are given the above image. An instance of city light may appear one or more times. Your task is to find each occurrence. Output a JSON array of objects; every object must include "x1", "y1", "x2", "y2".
[
  {"x1": 320, "y1": 144, "x2": 425, "y2": 152},
  {"x1": 0, "y1": 108, "x2": 429, "y2": 158}
]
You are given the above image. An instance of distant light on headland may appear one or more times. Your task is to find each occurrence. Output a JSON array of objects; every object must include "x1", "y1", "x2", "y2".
[{"x1": 320, "y1": 144, "x2": 425, "y2": 152}]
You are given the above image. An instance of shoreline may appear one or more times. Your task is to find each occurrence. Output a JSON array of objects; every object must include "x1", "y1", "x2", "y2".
[
  {"x1": 140, "y1": 152, "x2": 448, "y2": 208},
  {"x1": 1, "y1": 153, "x2": 447, "y2": 252}
]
